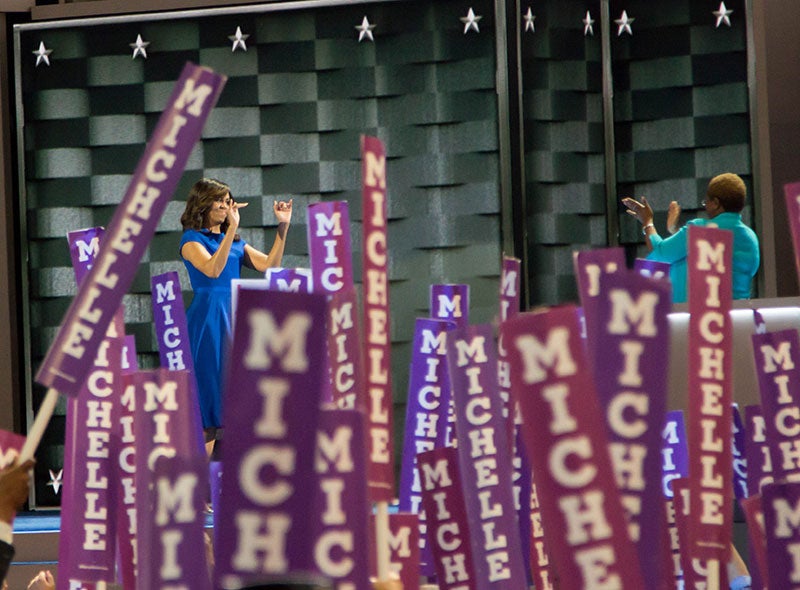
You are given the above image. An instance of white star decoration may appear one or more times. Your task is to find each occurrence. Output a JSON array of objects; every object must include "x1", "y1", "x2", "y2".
[
  {"x1": 129, "y1": 34, "x2": 150, "y2": 59},
  {"x1": 228, "y1": 26, "x2": 249, "y2": 52},
  {"x1": 583, "y1": 10, "x2": 595, "y2": 36},
  {"x1": 47, "y1": 469, "x2": 63, "y2": 495},
  {"x1": 33, "y1": 41, "x2": 52, "y2": 67},
  {"x1": 523, "y1": 8, "x2": 536, "y2": 33},
  {"x1": 713, "y1": 2, "x2": 733, "y2": 28},
  {"x1": 461, "y1": 8, "x2": 482, "y2": 34},
  {"x1": 615, "y1": 10, "x2": 634, "y2": 36},
  {"x1": 356, "y1": 16, "x2": 376, "y2": 42}
]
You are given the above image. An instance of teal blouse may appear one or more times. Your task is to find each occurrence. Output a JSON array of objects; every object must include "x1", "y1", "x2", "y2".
[{"x1": 646, "y1": 212, "x2": 760, "y2": 303}]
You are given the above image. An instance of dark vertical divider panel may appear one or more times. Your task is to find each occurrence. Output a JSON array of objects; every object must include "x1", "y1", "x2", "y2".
[
  {"x1": 519, "y1": 0, "x2": 605, "y2": 306},
  {"x1": 18, "y1": 0, "x2": 501, "y2": 505}
]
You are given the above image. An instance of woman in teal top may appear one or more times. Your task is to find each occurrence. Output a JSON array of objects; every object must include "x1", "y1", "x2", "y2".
[
  {"x1": 180, "y1": 178, "x2": 292, "y2": 455},
  {"x1": 623, "y1": 173, "x2": 760, "y2": 303}
]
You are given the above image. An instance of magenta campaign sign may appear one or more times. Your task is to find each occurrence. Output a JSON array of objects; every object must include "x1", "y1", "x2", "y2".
[
  {"x1": 417, "y1": 446, "x2": 477, "y2": 590},
  {"x1": 501, "y1": 305, "x2": 645, "y2": 589},
  {"x1": 312, "y1": 408, "x2": 371, "y2": 590},
  {"x1": 447, "y1": 323, "x2": 527, "y2": 589},
  {"x1": 36, "y1": 63, "x2": 226, "y2": 396},
  {"x1": 361, "y1": 134, "x2": 394, "y2": 502},
  {"x1": 591, "y1": 270, "x2": 672, "y2": 586},
  {"x1": 307, "y1": 200, "x2": 354, "y2": 294},
  {"x1": 762, "y1": 481, "x2": 800, "y2": 588},
  {"x1": 0, "y1": 430, "x2": 25, "y2": 467},
  {"x1": 368, "y1": 513, "x2": 421, "y2": 590},
  {"x1": 783, "y1": 180, "x2": 800, "y2": 281},
  {"x1": 751, "y1": 328, "x2": 800, "y2": 483},
  {"x1": 740, "y1": 494, "x2": 768, "y2": 589},
  {"x1": 686, "y1": 226, "x2": 734, "y2": 578},
  {"x1": 151, "y1": 271, "x2": 204, "y2": 452},
  {"x1": 215, "y1": 288, "x2": 327, "y2": 588},
  {"x1": 142, "y1": 455, "x2": 211, "y2": 590}
]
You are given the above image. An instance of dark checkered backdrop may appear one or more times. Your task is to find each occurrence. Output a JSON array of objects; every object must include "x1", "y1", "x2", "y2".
[
  {"x1": 15, "y1": 0, "x2": 755, "y2": 507},
  {"x1": 17, "y1": 0, "x2": 503, "y2": 507}
]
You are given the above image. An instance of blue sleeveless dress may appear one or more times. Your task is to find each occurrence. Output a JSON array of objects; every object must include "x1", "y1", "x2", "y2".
[{"x1": 180, "y1": 229, "x2": 247, "y2": 429}]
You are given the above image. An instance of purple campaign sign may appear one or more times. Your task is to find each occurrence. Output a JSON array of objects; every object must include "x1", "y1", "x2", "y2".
[
  {"x1": 67, "y1": 227, "x2": 105, "y2": 286},
  {"x1": 499, "y1": 256, "x2": 521, "y2": 323},
  {"x1": 633, "y1": 258, "x2": 670, "y2": 283},
  {"x1": 215, "y1": 289, "x2": 327, "y2": 588},
  {"x1": 133, "y1": 369, "x2": 203, "y2": 590},
  {"x1": 447, "y1": 323, "x2": 527, "y2": 590},
  {"x1": 502, "y1": 305, "x2": 646, "y2": 590},
  {"x1": 0, "y1": 430, "x2": 25, "y2": 468},
  {"x1": 265, "y1": 267, "x2": 313, "y2": 293},
  {"x1": 592, "y1": 270, "x2": 672, "y2": 587},
  {"x1": 307, "y1": 201, "x2": 354, "y2": 293},
  {"x1": 113, "y1": 370, "x2": 138, "y2": 590},
  {"x1": 37, "y1": 63, "x2": 226, "y2": 395},
  {"x1": 498, "y1": 256, "x2": 521, "y2": 451},
  {"x1": 762, "y1": 482, "x2": 800, "y2": 589},
  {"x1": 399, "y1": 318, "x2": 455, "y2": 508},
  {"x1": 662, "y1": 411, "x2": 689, "y2": 588},
  {"x1": 327, "y1": 286, "x2": 365, "y2": 411},
  {"x1": 732, "y1": 404, "x2": 748, "y2": 500},
  {"x1": 745, "y1": 405, "x2": 773, "y2": 498},
  {"x1": 398, "y1": 318, "x2": 455, "y2": 578},
  {"x1": 430, "y1": 284, "x2": 467, "y2": 449},
  {"x1": 417, "y1": 446, "x2": 477, "y2": 590},
  {"x1": 312, "y1": 409, "x2": 371, "y2": 590},
  {"x1": 752, "y1": 328, "x2": 800, "y2": 483},
  {"x1": 662, "y1": 411, "x2": 689, "y2": 499},
  {"x1": 431, "y1": 284, "x2": 469, "y2": 329},
  {"x1": 58, "y1": 331, "x2": 122, "y2": 587},
  {"x1": 573, "y1": 248, "x2": 625, "y2": 351},
  {"x1": 143, "y1": 455, "x2": 211, "y2": 590},
  {"x1": 151, "y1": 271, "x2": 204, "y2": 453}
]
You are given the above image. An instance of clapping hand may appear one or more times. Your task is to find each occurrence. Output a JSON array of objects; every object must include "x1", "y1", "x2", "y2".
[
  {"x1": 667, "y1": 200, "x2": 681, "y2": 234},
  {"x1": 621, "y1": 196, "x2": 654, "y2": 227}
]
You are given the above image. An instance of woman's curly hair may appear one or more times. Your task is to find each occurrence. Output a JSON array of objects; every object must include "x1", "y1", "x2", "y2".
[{"x1": 180, "y1": 178, "x2": 238, "y2": 236}]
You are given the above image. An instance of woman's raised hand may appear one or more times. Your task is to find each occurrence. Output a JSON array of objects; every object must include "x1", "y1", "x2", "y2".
[
  {"x1": 225, "y1": 201, "x2": 248, "y2": 230},
  {"x1": 667, "y1": 200, "x2": 681, "y2": 234},
  {"x1": 274, "y1": 199, "x2": 293, "y2": 224},
  {"x1": 621, "y1": 196, "x2": 654, "y2": 226}
]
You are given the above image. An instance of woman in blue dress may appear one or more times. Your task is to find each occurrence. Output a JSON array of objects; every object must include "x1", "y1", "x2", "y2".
[{"x1": 179, "y1": 178, "x2": 292, "y2": 455}]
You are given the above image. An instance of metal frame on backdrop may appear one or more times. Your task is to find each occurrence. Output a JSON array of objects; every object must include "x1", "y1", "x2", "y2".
[{"x1": 12, "y1": 0, "x2": 517, "y2": 508}]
